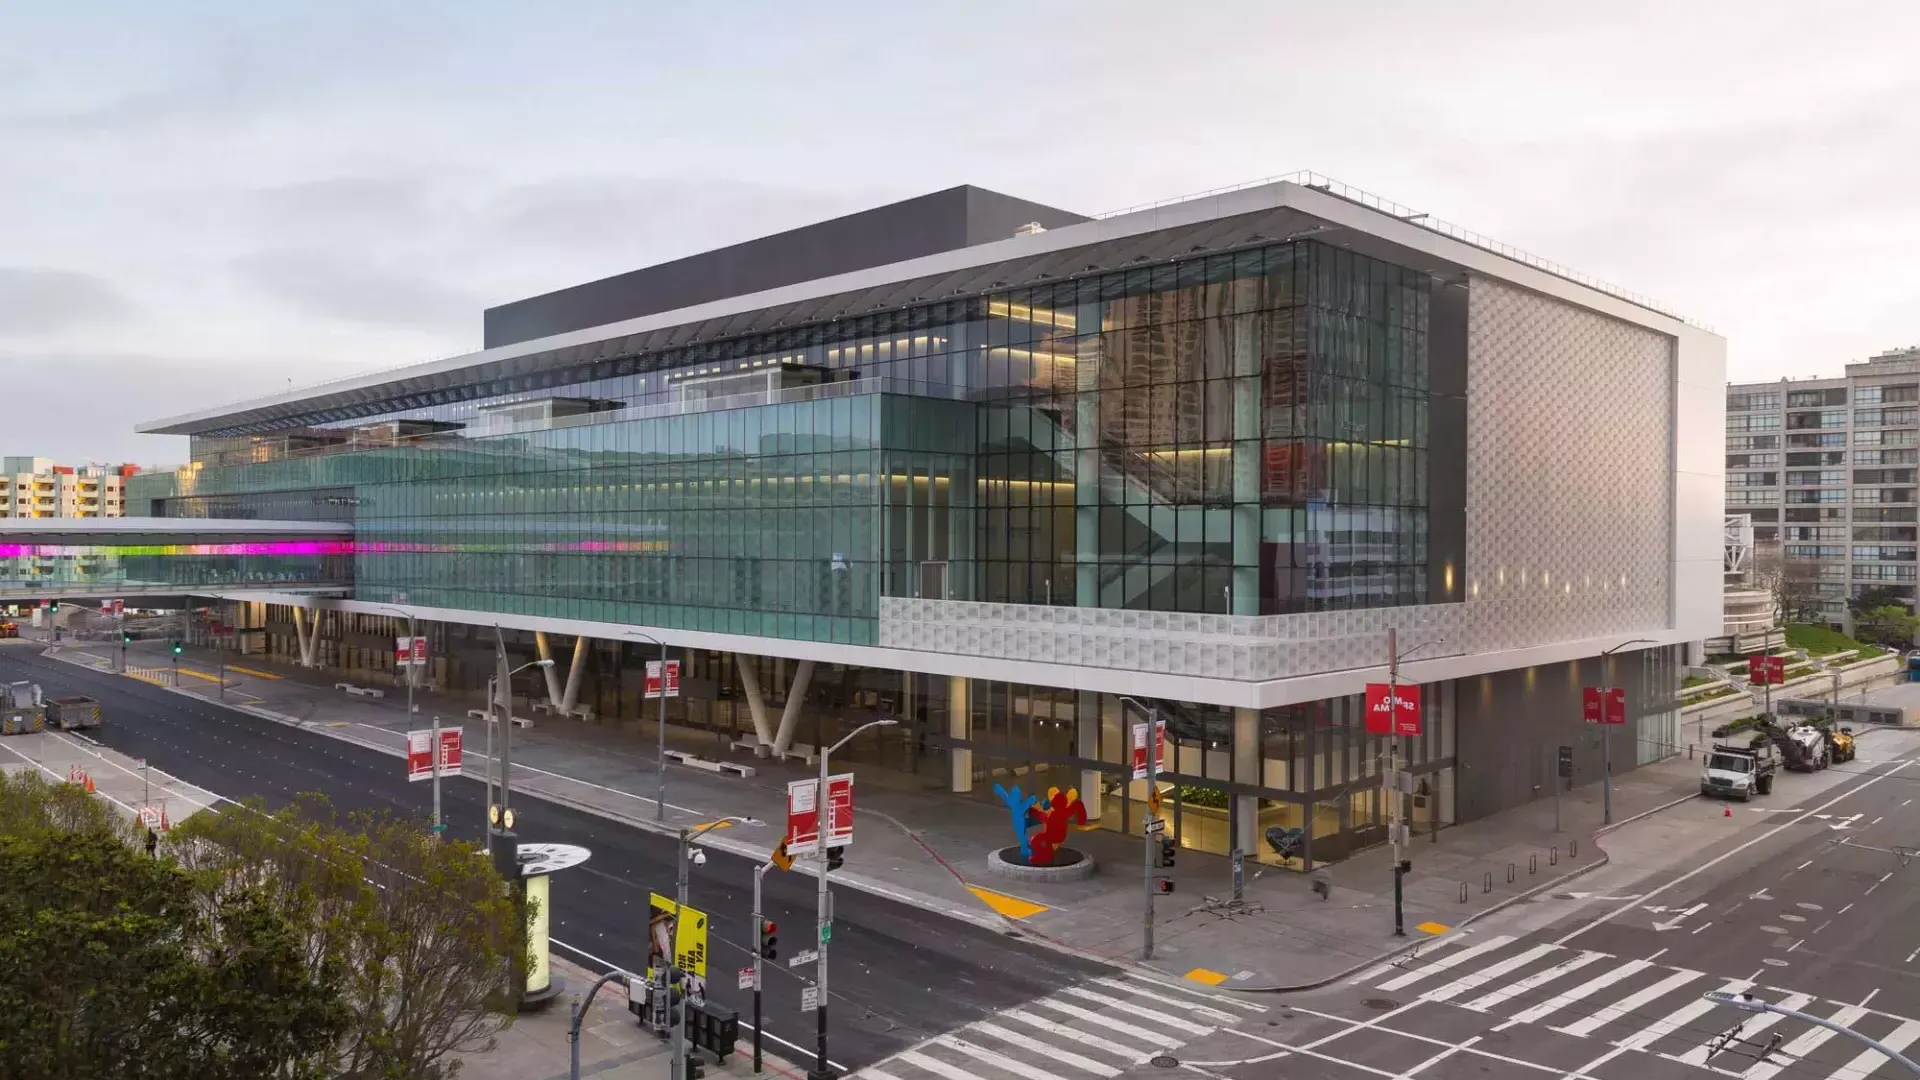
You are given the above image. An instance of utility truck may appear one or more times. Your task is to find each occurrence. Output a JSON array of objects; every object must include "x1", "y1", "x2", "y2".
[{"x1": 1701, "y1": 738, "x2": 1777, "y2": 801}]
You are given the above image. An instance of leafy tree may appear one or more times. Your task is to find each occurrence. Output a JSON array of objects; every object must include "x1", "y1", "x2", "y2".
[
  {"x1": 1855, "y1": 604, "x2": 1920, "y2": 648},
  {"x1": 0, "y1": 772, "x2": 348, "y2": 1079},
  {"x1": 1849, "y1": 586, "x2": 1910, "y2": 619},
  {"x1": 169, "y1": 796, "x2": 524, "y2": 1079}
]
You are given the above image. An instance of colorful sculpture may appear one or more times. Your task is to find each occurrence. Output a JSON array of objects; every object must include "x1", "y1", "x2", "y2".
[{"x1": 992, "y1": 783, "x2": 1088, "y2": 865}]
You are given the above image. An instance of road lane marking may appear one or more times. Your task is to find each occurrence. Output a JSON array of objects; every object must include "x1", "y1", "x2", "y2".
[
  {"x1": 1625, "y1": 978, "x2": 1752, "y2": 1054},
  {"x1": 1692, "y1": 921, "x2": 1714, "y2": 934},
  {"x1": 1003, "y1": 1008, "x2": 1157, "y2": 1060},
  {"x1": 1861, "y1": 989, "x2": 1880, "y2": 1008},
  {"x1": 1828, "y1": 1016, "x2": 1920, "y2": 1080},
  {"x1": 1742, "y1": 1005, "x2": 1870, "y2": 1080},
  {"x1": 1396, "y1": 1034, "x2": 1480, "y2": 1079},
  {"x1": 1556, "y1": 757, "x2": 1915, "y2": 945},
  {"x1": 965, "y1": 1024, "x2": 1120, "y2": 1077},
  {"x1": 1091, "y1": 977, "x2": 1238, "y2": 1023},
  {"x1": 1555, "y1": 968, "x2": 1702, "y2": 1038},
  {"x1": 1120, "y1": 972, "x2": 1267, "y2": 1011},
  {"x1": 966, "y1": 884, "x2": 1049, "y2": 919},
  {"x1": 1057, "y1": 987, "x2": 1213, "y2": 1036},
  {"x1": 1030, "y1": 998, "x2": 1182, "y2": 1046},
  {"x1": 1460, "y1": 950, "x2": 1605, "y2": 1012},
  {"x1": 1423, "y1": 943, "x2": 1562, "y2": 1004},
  {"x1": 1511, "y1": 959, "x2": 1651, "y2": 1026},
  {"x1": 1376, "y1": 936, "x2": 1516, "y2": 991},
  {"x1": 897, "y1": 1048, "x2": 996, "y2": 1080},
  {"x1": 225, "y1": 665, "x2": 281, "y2": 680},
  {"x1": 1798, "y1": 860, "x2": 1814, "y2": 870},
  {"x1": 1646, "y1": 948, "x2": 1669, "y2": 962}
]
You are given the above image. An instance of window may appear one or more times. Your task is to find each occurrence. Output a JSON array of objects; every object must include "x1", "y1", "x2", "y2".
[
  {"x1": 1729, "y1": 435, "x2": 1781, "y2": 450},
  {"x1": 1785, "y1": 470, "x2": 1845, "y2": 486},
  {"x1": 1786, "y1": 410, "x2": 1846, "y2": 430},
  {"x1": 1855, "y1": 469, "x2": 1918, "y2": 485},
  {"x1": 1728, "y1": 472, "x2": 1779, "y2": 486},
  {"x1": 1854, "y1": 488, "x2": 1918, "y2": 504},
  {"x1": 1787, "y1": 389, "x2": 1847, "y2": 408},
  {"x1": 1786, "y1": 489, "x2": 1846, "y2": 504},
  {"x1": 1787, "y1": 432, "x2": 1846, "y2": 447},
  {"x1": 1728, "y1": 392, "x2": 1780, "y2": 411},
  {"x1": 1785, "y1": 451, "x2": 1845, "y2": 466},
  {"x1": 1853, "y1": 563, "x2": 1919, "y2": 582},
  {"x1": 1785, "y1": 544, "x2": 1845, "y2": 559},
  {"x1": 1856, "y1": 448, "x2": 1920, "y2": 466},
  {"x1": 1854, "y1": 506, "x2": 1918, "y2": 522},
  {"x1": 1727, "y1": 490, "x2": 1779, "y2": 506},
  {"x1": 1854, "y1": 526, "x2": 1918, "y2": 542},
  {"x1": 1854, "y1": 546, "x2": 1918, "y2": 562},
  {"x1": 1728, "y1": 453, "x2": 1781, "y2": 468},
  {"x1": 1785, "y1": 526, "x2": 1846, "y2": 541},
  {"x1": 1728, "y1": 414, "x2": 1781, "y2": 432}
]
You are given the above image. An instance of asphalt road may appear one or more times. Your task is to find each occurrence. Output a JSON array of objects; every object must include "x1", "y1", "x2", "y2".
[
  {"x1": 1154, "y1": 733, "x2": 1920, "y2": 1080},
  {"x1": 0, "y1": 647, "x2": 1111, "y2": 1072}
]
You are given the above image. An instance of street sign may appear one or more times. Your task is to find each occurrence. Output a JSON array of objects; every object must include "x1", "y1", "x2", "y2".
[
  {"x1": 648, "y1": 893, "x2": 709, "y2": 978},
  {"x1": 800, "y1": 986, "x2": 820, "y2": 1012},
  {"x1": 788, "y1": 949, "x2": 818, "y2": 967},
  {"x1": 395, "y1": 636, "x2": 429, "y2": 667},
  {"x1": 1557, "y1": 745, "x2": 1574, "y2": 779},
  {"x1": 1582, "y1": 686, "x2": 1627, "y2": 725},
  {"x1": 644, "y1": 660, "x2": 681, "y2": 700},
  {"x1": 406, "y1": 728, "x2": 463, "y2": 781},
  {"x1": 1130, "y1": 719, "x2": 1168, "y2": 780},
  {"x1": 738, "y1": 966, "x2": 756, "y2": 991},
  {"x1": 1364, "y1": 682, "x2": 1424, "y2": 736},
  {"x1": 1144, "y1": 817, "x2": 1166, "y2": 835}
]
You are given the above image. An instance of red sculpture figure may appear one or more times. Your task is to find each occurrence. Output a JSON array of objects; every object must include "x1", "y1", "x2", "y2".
[{"x1": 1026, "y1": 786, "x2": 1089, "y2": 866}]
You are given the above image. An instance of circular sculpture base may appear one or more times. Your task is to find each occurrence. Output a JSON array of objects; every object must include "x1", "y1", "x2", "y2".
[
  {"x1": 519, "y1": 971, "x2": 565, "y2": 1012},
  {"x1": 987, "y1": 845, "x2": 1096, "y2": 883}
]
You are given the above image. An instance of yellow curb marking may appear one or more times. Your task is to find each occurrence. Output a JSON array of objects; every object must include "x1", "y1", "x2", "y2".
[
  {"x1": 966, "y1": 884, "x2": 1050, "y2": 920},
  {"x1": 173, "y1": 667, "x2": 224, "y2": 684},
  {"x1": 1184, "y1": 968, "x2": 1230, "y2": 986},
  {"x1": 1416, "y1": 921, "x2": 1451, "y2": 935},
  {"x1": 226, "y1": 665, "x2": 281, "y2": 680},
  {"x1": 690, "y1": 820, "x2": 736, "y2": 832}
]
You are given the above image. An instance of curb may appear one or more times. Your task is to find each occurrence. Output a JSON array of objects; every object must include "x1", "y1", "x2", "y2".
[{"x1": 1213, "y1": 788, "x2": 1704, "y2": 994}]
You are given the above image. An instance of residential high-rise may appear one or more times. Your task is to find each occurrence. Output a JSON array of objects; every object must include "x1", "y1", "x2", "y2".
[
  {"x1": 1726, "y1": 346, "x2": 1920, "y2": 626},
  {"x1": 0, "y1": 458, "x2": 137, "y2": 519}
]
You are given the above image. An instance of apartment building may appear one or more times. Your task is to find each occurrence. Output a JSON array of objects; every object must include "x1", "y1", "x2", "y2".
[
  {"x1": 1726, "y1": 346, "x2": 1920, "y2": 624},
  {"x1": 1, "y1": 458, "x2": 137, "y2": 519}
]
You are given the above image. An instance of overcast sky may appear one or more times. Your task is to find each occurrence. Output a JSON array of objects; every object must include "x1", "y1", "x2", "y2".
[{"x1": 3, "y1": 1, "x2": 1914, "y2": 466}]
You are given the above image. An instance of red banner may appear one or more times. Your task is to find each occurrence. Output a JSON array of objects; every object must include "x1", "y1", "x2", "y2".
[
  {"x1": 645, "y1": 660, "x2": 681, "y2": 700},
  {"x1": 1750, "y1": 655, "x2": 1786, "y2": 686},
  {"x1": 1364, "y1": 682, "x2": 1423, "y2": 736},
  {"x1": 1583, "y1": 686, "x2": 1627, "y2": 725}
]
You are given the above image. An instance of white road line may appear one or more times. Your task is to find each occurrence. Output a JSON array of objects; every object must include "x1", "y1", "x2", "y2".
[
  {"x1": 1841, "y1": 903, "x2": 1855, "y2": 915},
  {"x1": 1058, "y1": 987, "x2": 1214, "y2": 1037},
  {"x1": 1873, "y1": 816, "x2": 1885, "y2": 826},
  {"x1": 1621, "y1": 979, "x2": 1753, "y2": 1053},
  {"x1": 1377, "y1": 936, "x2": 1517, "y2": 991},
  {"x1": 1511, "y1": 959, "x2": 1652, "y2": 1026},
  {"x1": 1861, "y1": 989, "x2": 1880, "y2": 1008},
  {"x1": 1397, "y1": 1035, "x2": 1480, "y2": 1079},
  {"x1": 1461, "y1": 950, "x2": 1606, "y2": 1013},
  {"x1": 1220, "y1": 1033, "x2": 1397, "y2": 1078},
  {"x1": 897, "y1": 1048, "x2": 991, "y2": 1080},
  {"x1": 1031, "y1": 998, "x2": 1182, "y2": 1047},
  {"x1": 1693, "y1": 921, "x2": 1714, "y2": 935},
  {"x1": 858, "y1": 1069, "x2": 908, "y2": 1080},
  {"x1": 968, "y1": 1023, "x2": 1119, "y2": 1077},
  {"x1": 1092, "y1": 977, "x2": 1239, "y2": 1023},
  {"x1": 1121, "y1": 971, "x2": 1267, "y2": 1012},
  {"x1": 1828, "y1": 1017, "x2": 1920, "y2": 1080},
  {"x1": 1424, "y1": 944, "x2": 1562, "y2": 1004},
  {"x1": 1003, "y1": 1008, "x2": 1157, "y2": 1060},
  {"x1": 1557, "y1": 759, "x2": 1915, "y2": 945},
  {"x1": 1555, "y1": 968, "x2": 1703, "y2": 1038},
  {"x1": 1798, "y1": 860, "x2": 1814, "y2": 871},
  {"x1": 1742, "y1": 1005, "x2": 1870, "y2": 1080}
]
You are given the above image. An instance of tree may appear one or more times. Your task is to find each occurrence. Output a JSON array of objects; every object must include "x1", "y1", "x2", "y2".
[
  {"x1": 1855, "y1": 604, "x2": 1920, "y2": 648},
  {"x1": 1850, "y1": 586, "x2": 1910, "y2": 619},
  {"x1": 169, "y1": 795, "x2": 524, "y2": 1079},
  {"x1": 1751, "y1": 542, "x2": 1826, "y2": 625},
  {"x1": 0, "y1": 772, "x2": 348, "y2": 1079}
]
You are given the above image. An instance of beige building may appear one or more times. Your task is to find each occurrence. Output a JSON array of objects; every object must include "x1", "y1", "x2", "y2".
[{"x1": 1, "y1": 457, "x2": 137, "y2": 519}]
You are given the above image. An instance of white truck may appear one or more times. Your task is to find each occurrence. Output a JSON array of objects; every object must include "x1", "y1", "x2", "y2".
[{"x1": 1701, "y1": 740, "x2": 1777, "y2": 801}]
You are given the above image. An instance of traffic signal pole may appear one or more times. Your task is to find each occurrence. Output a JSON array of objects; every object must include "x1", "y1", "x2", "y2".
[
  {"x1": 752, "y1": 861, "x2": 771, "y2": 1074},
  {"x1": 1143, "y1": 703, "x2": 1159, "y2": 961}
]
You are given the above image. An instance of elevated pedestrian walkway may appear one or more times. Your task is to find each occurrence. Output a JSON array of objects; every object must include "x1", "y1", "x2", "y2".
[{"x1": 0, "y1": 517, "x2": 353, "y2": 602}]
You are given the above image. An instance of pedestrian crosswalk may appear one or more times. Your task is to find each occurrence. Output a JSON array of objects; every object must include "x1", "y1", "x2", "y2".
[
  {"x1": 849, "y1": 974, "x2": 1265, "y2": 1080},
  {"x1": 1354, "y1": 933, "x2": 1919, "y2": 1079}
]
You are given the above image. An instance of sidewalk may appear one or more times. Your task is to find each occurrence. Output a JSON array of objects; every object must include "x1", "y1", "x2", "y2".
[{"x1": 48, "y1": 637, "x2": 1710, "y2": 989}]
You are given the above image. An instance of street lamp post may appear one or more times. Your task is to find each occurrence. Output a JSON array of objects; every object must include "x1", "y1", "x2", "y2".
[
  {"x1": 810, "y1": 718, "x2": 895, "y2": 1080},
  {"x1": 673, "y1": 815, "x2": 760, "y2": 1080},
  {"x1": 1383, "y1": 629, "x2": 1447, "y2": 938},
  {"x1": 1705, "y1": 992, "x2": 1920, "y2": 1077},
  {"x1": 1597, "y1": 638, "x2": 1656, "y2": 826},
  {"x1": 622, "y1": 630, "x2": 670, "y2": 823},
  {"x1": 1116, "y1": 696, "x2": 1161, "y2": 961},
  {"x1": 485, "y1": 657, "x2": 554, "y2": 856},
  {"x1": 383, "y1": 607, "x2": 432, "y2": 837}
]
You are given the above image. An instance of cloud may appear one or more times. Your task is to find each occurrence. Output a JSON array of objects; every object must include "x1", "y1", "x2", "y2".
[
  {"x1": 231, "y1": 249, "x2": 481, "y2": 331},
  {"x1": 0, "y1": 268, "x2": 136, "y2": 336},
  {"x1": 0, "y1": 353, "x2": 300, "y2": 466}
]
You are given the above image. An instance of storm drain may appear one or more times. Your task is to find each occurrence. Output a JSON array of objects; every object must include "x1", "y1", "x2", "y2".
[
  {"x1": 1150, "y1": 1056, "x2": 1180, "y2": 1069},
  {"x1": 1363, "y1": 998, "x2": 1400, "y2": 1011}
]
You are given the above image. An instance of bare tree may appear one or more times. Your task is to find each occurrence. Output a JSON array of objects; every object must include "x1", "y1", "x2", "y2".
[{"x1": 1751, "y1": 542, "x2": 1827, "y2": 625}]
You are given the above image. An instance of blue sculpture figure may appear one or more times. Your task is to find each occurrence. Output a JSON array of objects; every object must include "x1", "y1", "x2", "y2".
[{"x1": 992, "y1": 783, "x2": 1039, "y2": 859}]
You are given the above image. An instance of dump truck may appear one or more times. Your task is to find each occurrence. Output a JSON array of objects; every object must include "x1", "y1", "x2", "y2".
[
  {"x1": 0, "y1": 681, "x2": 43, "y2": 735},
  {"x1": 43, "y1": 695, "x2": 101, "y2": 731},
  {"x1": 1702, "y1": 739, "x2": 1777, "y2": 801}
]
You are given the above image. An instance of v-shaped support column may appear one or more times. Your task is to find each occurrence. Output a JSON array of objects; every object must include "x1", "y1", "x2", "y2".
[
  {"x1": 735, "y1": 655, "x2": 777, "y2": 752},
  {"x1": 291, "y1": 607, "x2": 319, "y2": 668},
  {"x1": 769, "y1": 660, "x2": 815, "y2": 756}
]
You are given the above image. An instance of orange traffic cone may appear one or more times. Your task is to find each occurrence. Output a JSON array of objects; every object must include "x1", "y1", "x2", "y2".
[
  {"x1": 1723, "y1": 804, "x2": 1732, "y2": 818},
  {"x1": 83, "y1": 771, "x2": 94, "y2": 794},
  {"x1": 159, "y1": 805, "x2": 171, "y2": 832}
]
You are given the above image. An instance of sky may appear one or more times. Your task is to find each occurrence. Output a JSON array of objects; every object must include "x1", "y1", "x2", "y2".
[{"x1": 2, "y1": 0, "x2": 1915, "y2": 466}]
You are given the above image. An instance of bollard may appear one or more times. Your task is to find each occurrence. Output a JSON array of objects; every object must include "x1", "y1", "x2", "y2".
[
  {"x1": 1550, "y1": 846, "x2": 1559, "y2": 866},
  {"x1": 1483, "y1": 872, "x2": 1492, "y2": 894},
  {"x1": 1507, "y1": 862, "x2": 1515, "y2": 883},
  {"x1": 1459, "y1": 882, "x2": 1468, "y2": 903},
  {"x1": 1570, "y1": 838, "x2": 1579, "y2": 858},
  {"x1": 1529, "y1": 853, "x2": 1537, "y2": 875}
]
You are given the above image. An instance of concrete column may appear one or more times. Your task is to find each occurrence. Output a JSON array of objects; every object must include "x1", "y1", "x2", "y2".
[
  {"x1": 1076, "y1": 691, "x2": 1103, "y2": 818},
  {"x1": 1233, "y1": 707, "x2": 1260, "y2": 855},
  {"x1": 949, "y1": 675, "x2": 972, "y2": 793},
  {"x1": 770, "y1": 660, "x2": 815, "y2": 755},
  {"x1": 735, "y1": 655, "x2": 776, "y2": 752},
  {"x1": 533, "y1": 632, "x2": 564, "y2": 707},
  {"x1": 291, "y1": 607, "x2": 318, "y2": 667},
  {"x1": 1074, "y1": 328, "x2": 1103, "y2": 607},
  {"x1": 558, "y1": 635, "x2": 590, "y2": 714},
  {"x1": 1230, "y1": 316, "x2": 1262, "y2": 616}
]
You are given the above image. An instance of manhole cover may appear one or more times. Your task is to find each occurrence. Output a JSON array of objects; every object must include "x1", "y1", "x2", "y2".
[
  {"x1": 1150, "y1": 1055, "x2": 1180, "y2": 1069},
  {"x1": 1363, "y1": 998, "x2": 1400, "y2": 1011},
  {"x1": 1279, "y1": 1011, "x2": 1296, "y2": 1019}
]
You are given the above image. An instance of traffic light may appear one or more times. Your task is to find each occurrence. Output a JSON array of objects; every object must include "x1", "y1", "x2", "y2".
[
  {"x1": 666, "y1": 971, "x2": 686, "y2": 1028},
  {"x1": 1158, "y1": 835, "x2": 1176, "y2": 869},
  {"x1": 758, "y1": 919, "x2": 778, "y2": 962},
  {"x1": 170, "y1": 639, "x2": 183, "y2": 656},
  {"x1": 1154, "y1": 876, "x2": 1175, "y2": 894},
  {"x1": 47, "y1": 601, "x2": 58, "y2": 613},
  {"x1": 122, "y1": 630, "x2": 133, "y2": 644},
  {"x1": 826, "y1": 846, "x2": 844, "y2": 872}
]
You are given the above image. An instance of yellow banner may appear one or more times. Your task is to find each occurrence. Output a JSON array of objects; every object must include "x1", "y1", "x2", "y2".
[{"x1": 647, "y1": 893, "x2": 709, "y2": 978}]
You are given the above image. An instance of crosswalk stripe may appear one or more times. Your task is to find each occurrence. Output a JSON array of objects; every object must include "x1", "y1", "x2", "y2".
[
  {"x1": 1091, "y1": 977, "x2": 1239, "y2": 1023},
  {"x1": 1461, "y1": 950, "x2": 1606, "y2": 1012},
  {"x1": 1423, "y1": 943, "x2": 1562, "y2": 1004},
  {"x1": 896, "y1": 1049, "x2": 989, "y2": 1080},
  {"x1": 1003, "y1": 1008, "x2": 1157, "y2": 1061},
  {"x1": 1617, "y1": 978, "x2": 1752, "y2": 1051},
  {"x1": 937, "y1": 1035, "x2": 1074, "y2": 1080},
  {"x1": 1828, "y1": 1017, "x2": 1920, "y2": 1080},
  {"x1": 971, "y1": 1022, "x2": 1120, "y2": 1077},
  {"x1": 1511, "y1": 960, "x2": 1652, "y2": 1026},
  {"x1": 1376, "y1": 936, "x2": 1517, "y2": 992},
  {"x1": 1555, "y1": 968, "x2": 1703, "y2": 1037},
  {"x1": 1742, "y1": 1005, "x2": 1869, "y2": 1080},
  {"x1": 857, "y1": 1069, "x2": 908, "y2": 1080},
  {"x1": 1031, "y1": 998, "x2": 1183, "y2": 1047},
  {"x1": 1720, "y1": 993, "x2": 1815, "y2": 1050},
  {"x1": 1669, "y1": 984, "x2": 1780, "y2": 1067},
  {"x1": 1121, "y1": 972, "x2": 1266, "y2": 1012},
  {"x1": 1057, "y1": 987, "x2": 1214, "y2": 1036}
]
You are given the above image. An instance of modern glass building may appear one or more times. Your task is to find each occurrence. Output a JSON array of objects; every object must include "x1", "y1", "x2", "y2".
[{"x1": 134, "y1": 177, "x2": 1726, "y2": 869}]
